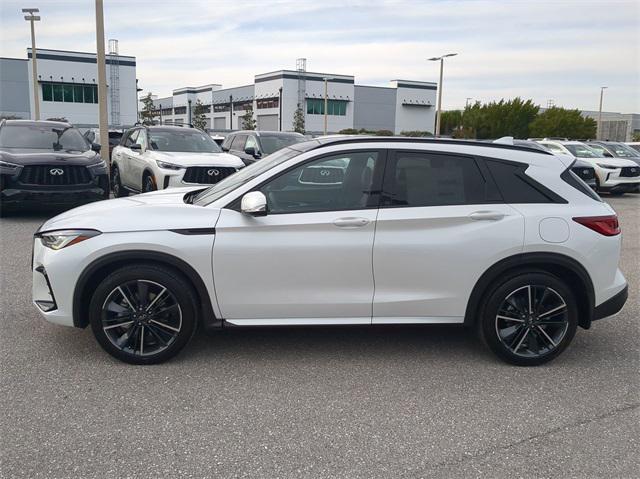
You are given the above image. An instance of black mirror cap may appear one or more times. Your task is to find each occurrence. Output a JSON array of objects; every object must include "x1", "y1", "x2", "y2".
[
  {"x1": 91, "y1": 143, "x2": 101, "y2": 152},
  {"x1": 130, "y1": 143, "x2": 142, "y2": 151}
]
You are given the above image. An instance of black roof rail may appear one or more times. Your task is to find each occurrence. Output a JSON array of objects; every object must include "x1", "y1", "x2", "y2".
[{"x1": 309, "y1": 136, "x2": 554, "y2": 155}]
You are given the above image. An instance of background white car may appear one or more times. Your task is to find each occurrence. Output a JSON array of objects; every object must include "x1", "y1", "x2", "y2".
[
  {"x1": 537, "y1": 140, "x2": 640, "y2": 194},
  {"x1": 110, "y1": 125, "x2": 244, "y2": 196}
]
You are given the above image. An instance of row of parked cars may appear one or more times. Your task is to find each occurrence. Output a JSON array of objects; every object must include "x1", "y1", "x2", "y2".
[{"x1": 1, "y1": 118, "x2": 638, "y2": 214}]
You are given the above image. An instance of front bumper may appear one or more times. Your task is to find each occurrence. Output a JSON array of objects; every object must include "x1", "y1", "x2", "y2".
[
  {"x1": 1, "y1": 173, "x2": 109, "y2": 207},
  {"x1": 159, "y1": 166, "x2": 242, "y2": 189}
]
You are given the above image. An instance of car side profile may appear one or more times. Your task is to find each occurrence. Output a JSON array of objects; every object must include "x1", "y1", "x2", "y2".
[
  {"x1": 32, "y1": 137, "x2": 628, "y2": 366},
  {"x1": 222, "y1": 130, "x2": 306, "y2": 165},
  {"x1": 110, "y1": 125, "x2": 244, "y2": 195},
  {"x1": 538, "y1": 140, "x2": 640, "y2": 194}
]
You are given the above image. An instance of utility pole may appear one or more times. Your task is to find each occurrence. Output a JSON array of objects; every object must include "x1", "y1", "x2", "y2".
[
  {"x1": 278, "y1": 87, "x2": 283, "y2": 131},
  {"x1": 429, "y1": 53, "x2": 457, "y2": 137},
  {"x1": 188, "y1": 99, "x2": 192, "y2": 126},
  {"x1": 22, "y1": 8, "x2": 41, "y2": 120},
  {"x1": 597, "y1": 86, "x2": 607, "y2": 140},
  {"x1": 323, "y1": 78, "x2": 329, "y2": 135},
  {"x1": 95, "y1": 0, "x2": 109, "y2": 170}
]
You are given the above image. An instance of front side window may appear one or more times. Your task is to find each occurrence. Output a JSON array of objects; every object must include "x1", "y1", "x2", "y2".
[
  {"x1": 245, "y1": 135, "x2": 259, "y2": 151},
  {"x1": 0, "y1": 124, "x2": 89, "y2": 152},
  {"x1": 134, "y1": 130, "x2": 148, "y2": 150},
  {"x1": 123, "y1": 129, "x2": 139, "y2": 147},
  {"x1": 231, "y1": 135, "x2": 247, "y2": 151},
  {"x1": 260, "y1": 151, "x2": 380, "y2": 214},
  {"x1": 383, "y1": 152, "x2": 489, "y2": 207}
]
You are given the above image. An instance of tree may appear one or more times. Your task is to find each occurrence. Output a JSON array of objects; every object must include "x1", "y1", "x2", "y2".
[
  {"x1": 461, "y1": 98, "x2": 539, "y2": 139},
  {"x1": 292, "y1": 104, "x2": 305, "y2": 134},
  {"x1": 633, "y1": 132, "x2": 640, "y2": 142},
  {"x1": 440, "y1": 110, "x2": 462, "y2": 136},
  {"x1": 192, "y1": 99, "x2": 207, "y2": 130},
  {"x1": 529, "y1": 107, "x2": 597, "y2": 139},
  {"x1": 241, "y1": 107, "x2": 256, "y2": 130},
  {"x1": 140, "y1": 93, "x2": 156, "y2": 125}
]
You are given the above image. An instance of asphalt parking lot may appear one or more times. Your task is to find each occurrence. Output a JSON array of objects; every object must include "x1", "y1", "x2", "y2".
[{"x1": 1, "y1": 195, "x2": 638, "y2": 478}]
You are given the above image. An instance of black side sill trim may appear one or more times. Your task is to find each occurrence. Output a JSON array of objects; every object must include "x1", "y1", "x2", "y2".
[
  {"x1": 169, "y1": 228, "x2": 216, "y2": 235},
  {"x1": 594, "y1": 285, "x2": 628, "y2": 321}
]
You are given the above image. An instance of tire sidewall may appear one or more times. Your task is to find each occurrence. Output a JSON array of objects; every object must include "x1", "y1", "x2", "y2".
[
  {"x1": 111, "y1": 165, "x2": 127, "y2": 198},
  {"x1": 480, "y1": 272, "x2": 578, "y2": 366},
  {"x1": 143, "y1": 174, "x2": 156, "y2": 193},
  {"x1": 89, "y1": 264, "x2": 197, "y2": 365}
]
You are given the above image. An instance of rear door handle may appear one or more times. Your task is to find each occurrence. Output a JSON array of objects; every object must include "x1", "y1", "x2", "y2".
[
  {"x1": 469, "y1": 211, "x2": 506, "y2": 221},
  {"x1": 333, "y1": 217, "x2": 370, "y2": 228}
]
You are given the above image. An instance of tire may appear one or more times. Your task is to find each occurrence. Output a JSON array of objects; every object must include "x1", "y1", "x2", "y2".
[
  {"x1": 89, "y1": 264, "x2": 198, "y2": 364},
  {"x1": 111, "y1": 165, "x2": 128, "y2": 198},
  {"x1": 478, "y1": 272, "x2": 578, "y2": 366},
  {"x1": 142, "y1": 173, "x2": 157, "y2": 193}
]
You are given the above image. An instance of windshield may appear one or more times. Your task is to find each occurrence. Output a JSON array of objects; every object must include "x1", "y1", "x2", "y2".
[
  {"x1": 260, "y1": 134, "x2": 304, "y2": 155},
  {"x1": 606, "y1": 143, "x2": 640, "y2": 158},
  {"x1": 563, "y1": 144, "x2": 604, "y2": 158},
  {"x1": 149, "y1": 129, "x2": 222, "y2": 153},
  {"x1": 0, "y1": 124, "x2": 89, "y2": 152},
  {"x1": 193, "y1": 147, "x2": 302, "y2": 205}
]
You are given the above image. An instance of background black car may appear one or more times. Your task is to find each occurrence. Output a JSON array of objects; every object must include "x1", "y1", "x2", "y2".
[
  {"x1": 0, "y1": 120, "x2": 109, "y2": 213},
  {"x1": 222, "y1": 130, "x2": 305, "y2": 165}
]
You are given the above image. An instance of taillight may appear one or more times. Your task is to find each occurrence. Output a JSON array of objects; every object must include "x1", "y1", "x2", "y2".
[{"x1": 573, "y1": 215, "x2": 620, "y2": 236}]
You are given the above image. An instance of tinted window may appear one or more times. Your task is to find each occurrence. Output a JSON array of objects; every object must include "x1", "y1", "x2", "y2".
[
  {"x1": 0, "y1": 124, "x2": 89, "y2": 152},
  {"x1": 383, "y1": 152, "x2": 489, "y2": 207},
  {"x1": 261, "y1": 151, "x2": 380, "y2": 214},
  {"x1": 485, "y1": 160, "x2": 556, "y2": 203},
  {"x1": 123, "y1": 129, "x2": 139, "y2": 147},
  {"x1": 563, "y1": 144, "x2": 603, "y2": 158},
  {"x1": 259, "y1": 134, "x2": 305, "y2": 155},
  {"x1": 148, "y1": 129, "x2": 221, "y2": 153},
  {"x1": 231, "y1": 135, "x2": 247, "y2": 151},
  {"x1": 245, "y1": 135, "x2": 259, "y2": 151}
]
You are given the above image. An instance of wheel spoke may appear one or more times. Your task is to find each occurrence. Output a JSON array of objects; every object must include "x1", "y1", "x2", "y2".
[
  {"x1": 535, "y1": 287, "x2": 550, "y2": 315},
  {"x1": 149, "y1": 319, "x2": 180, "y2": 333},
  {"x1": 512, "y1": 328, "x2": 530, "y2": 352},
  {"x1": 104, "y1": 320, "x2": 134, "y2": 330},
  {"x1": 137, "y1": 280, "x2": 149, "y2": 309},
  {"x1": 145, "y1": 287, "x2": 166, "y2": 312},
  {"x1": 527, "y1": 285, "x2": 533, "y2": 314},
  {"x1": 140, "y1": 326, "x2": 145, "y2": 355},
  {"x1": 152, "y1": 303, "x2": 179, "y2": 317},
  {"x1": 497, "y1": 315, "x2": 524, "y2": 323},
  {"x1": 117, "y1": 286, "x2": 136, "y2": 311},
  {"x1": 535, "y1": 325, "x2": 557, "y2": 347},
  {"x1": 538, "y1": 303, "x2": 567, "y2": 318},
  {"x1": 147, "y1": 323, "x2": 170, "y2": 346}
]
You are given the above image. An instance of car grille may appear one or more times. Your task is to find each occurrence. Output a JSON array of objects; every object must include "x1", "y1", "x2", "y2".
[
  {"x1": 620, "y1": 166, "x2": 640, "y2": 177},
  {"x1": 18, "y1": 165, "x2": 92, "y2": 186},
  {"x1": 572, "y1": 166, "x2": 595, "y2": 181},
  {"x1": 182, "y1": 167, "x2": 237, "y2": 184}
]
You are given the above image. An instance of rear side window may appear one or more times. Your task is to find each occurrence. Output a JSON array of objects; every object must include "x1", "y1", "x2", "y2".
[
  {"x1": 383, "y1": 152, "x2": 494, "y2": 207},
  {"x1": 484, "y1": 159, "x2": 563, "y2": 203}
]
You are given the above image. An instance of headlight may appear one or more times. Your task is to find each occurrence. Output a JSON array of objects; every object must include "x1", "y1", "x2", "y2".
[
  {"x1": 156, "y1": 160, "x2": 183, "y2": 170},
  {"x1": 0, "y1": 159, "x2": 20, "y2": 170},
  {"x1": 87, "y1": 159, "x2": 107, "y2": 169},
  {"x1": 37, "y1": 229, "x2": 101, "y2": 250},
  {"x1": 597, "y1": 163, "x2": 619, "y2": 169}
]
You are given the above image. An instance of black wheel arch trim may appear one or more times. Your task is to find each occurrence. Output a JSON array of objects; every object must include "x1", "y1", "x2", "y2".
[
  {"x1": 72, "y1": 250, "x2": 220, "y2": 329},
  {"x1": 465, "y1": 252, "x2": 596, "y2": 330}
]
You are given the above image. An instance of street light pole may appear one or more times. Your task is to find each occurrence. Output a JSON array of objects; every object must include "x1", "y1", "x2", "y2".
[
  {"x1": 94, "y1": 0, "x2": 109, "y2": 170},
  {"x1": 428, "y1": 53, "x2": 457, "y2": 137},
  {"x1": 22, "y1": 8, "x2": 41, "y2": 120},
  {"x1": 597, "y1": 86, "x2": 607, "y2": 140},
  {"x1": 323, "y1": 77, "x2": 330, "y2": 136}
]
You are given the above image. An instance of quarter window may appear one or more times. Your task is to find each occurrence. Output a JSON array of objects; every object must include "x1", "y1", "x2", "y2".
[
  {"x1": 383, "y1": 152, "x2": 489, "y2": 207},
  {"x1": 260, "y1": 151, "x2": 380, "y2": 214}
]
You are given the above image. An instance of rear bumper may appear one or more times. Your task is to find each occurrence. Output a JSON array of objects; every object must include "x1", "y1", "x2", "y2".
[{"x1": 594, "y1": 284, "x2": 628, "y2": 321}]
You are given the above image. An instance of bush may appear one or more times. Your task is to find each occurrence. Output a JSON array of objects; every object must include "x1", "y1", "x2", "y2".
[{"x1": 400, "y1": 130, "x2": 434, "y2": 137}]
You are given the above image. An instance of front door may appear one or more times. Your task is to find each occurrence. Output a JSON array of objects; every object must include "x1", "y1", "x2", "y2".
[
  {"x1": 213, "y1": 150, "x2": 384, "y2": 324},
  {"x1": 372, "y1": 150, "x2": 525, "y2": 323}
]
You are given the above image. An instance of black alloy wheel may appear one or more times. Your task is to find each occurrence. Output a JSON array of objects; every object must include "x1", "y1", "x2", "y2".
[
  {"x1": 143, "y1": 174, "x2": 156, "y2": 193},
  {"x1": 111, "y1": 166, "x2": 127, "y2": 197},
  {"x1": 480, "y1": 272, "x2": 578, "y2": 366}
]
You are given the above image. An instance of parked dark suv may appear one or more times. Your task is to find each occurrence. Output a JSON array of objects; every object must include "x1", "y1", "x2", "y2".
[
  {"x1": 0, "y1": 120, "x2": 109, "y2": 212},
  {"x1": 222, "y1": 130, "x2": 305, "y2": 165}
]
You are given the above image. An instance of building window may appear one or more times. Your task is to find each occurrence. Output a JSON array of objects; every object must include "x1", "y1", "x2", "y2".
[
  {"x1": 233, "y1": 100, "x2": 253, "y2": 111},
  {"x1": 213, "y1": 104, "x2": 230, "y2": 112},
  {"x1": 41, "y1": 82, "x2": 97, "y2": 103},
  {"x1": 160, "y1": 107, "x2": 173, "y2": 116},
  {"x1": 257, "y1": 97, "x2": 279, "y2": 109},
  {"x1": 174, "y1": 106, "x2": 187, "y2": 115},
  {"x1": 306, "y1": 98, "x2": 347, "y2": 116}
]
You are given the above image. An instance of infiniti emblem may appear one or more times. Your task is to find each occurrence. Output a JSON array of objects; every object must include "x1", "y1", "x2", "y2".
[
  {"x1": 207, "y1": 169, "x2": 220, "y2": 176},
  {"x1": 49, "y1": 168, "x2": 64, "y2": 176},
  {"x1": 320, "y1": 169, "x2": 330, "y2": 176}
]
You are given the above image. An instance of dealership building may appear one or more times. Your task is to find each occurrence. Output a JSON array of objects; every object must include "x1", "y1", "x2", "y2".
[
  {"x1": 150, "y1": 69, "x2": 438, "y2": 134},
  {"x1": 0, "y1": 46, "x2": 138, "y2": 126}
]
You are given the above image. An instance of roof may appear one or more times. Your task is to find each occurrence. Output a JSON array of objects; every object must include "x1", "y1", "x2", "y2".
[
  {"x1": 2, "y1": 119, "x2": 71, "y2": 127},
  {"x1": 230, "y1": 130, "x2": 305, "y2": 137}
]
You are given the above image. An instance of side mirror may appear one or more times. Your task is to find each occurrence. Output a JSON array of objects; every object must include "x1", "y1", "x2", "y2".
[
  {"x1": 221, "y1": 145, "x2": 230, "y2": 152},
  {"x1": 241, "y1": 191, "x2": 267, "y2": 216},
  {"x1": 130, "y1": 143, "x2": 142, "y2": 152},
  {"x1": 91, "y1": 142, "x2": 101, "y2": 153},
  {"x1": 244, "y1": 146, "x2": 260, "y2": 158}
]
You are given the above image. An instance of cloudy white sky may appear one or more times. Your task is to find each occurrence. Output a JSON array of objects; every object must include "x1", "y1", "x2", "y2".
[{"x1": 1, "y1": 0, "x2": 638, "y2": 112}]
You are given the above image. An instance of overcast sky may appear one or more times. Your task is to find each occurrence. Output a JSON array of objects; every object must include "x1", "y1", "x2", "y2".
[{"x1": 1, "y1": 0, "x2": 638, "y2": 112}]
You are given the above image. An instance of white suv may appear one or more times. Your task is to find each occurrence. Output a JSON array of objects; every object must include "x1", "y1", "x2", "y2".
[
  {"x1": 32, "y1": 138, "x2": 628, "y2": 366},
  {"x1": 110, "y1": 125, "x2": 244, "y2": 195},
  {"x1": 538, "y1": 140, "x2": 640, "y2": 194}
]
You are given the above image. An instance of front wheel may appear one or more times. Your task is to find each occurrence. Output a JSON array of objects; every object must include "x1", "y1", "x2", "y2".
[
  {"x1": 142, "y1": 173, "x2": 157, "y2": 193},
  {"x1": 111, "y1": 165, "x2": 128, "y2": 198},
  {"x1": 479, "y1": 272, "x2": 578, "y2": 366},
  {"x1": 89, "y1": 264, "x2": 198, "y2": 364}
]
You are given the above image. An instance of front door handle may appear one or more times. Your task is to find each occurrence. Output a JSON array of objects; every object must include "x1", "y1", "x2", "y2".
[
  {"x1": 469, "y1": 211, "x2": 506, "y2": 221},
  {"x1": 333, "y1": 217, "x2": 370, "y2": 228}
]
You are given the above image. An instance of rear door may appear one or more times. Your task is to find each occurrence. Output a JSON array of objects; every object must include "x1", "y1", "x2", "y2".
[{"x1": 372, "y1": 149, "x2": 524, "y2": 323}]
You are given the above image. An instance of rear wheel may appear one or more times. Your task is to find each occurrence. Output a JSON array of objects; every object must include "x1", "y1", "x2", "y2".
[
  {"x1": 111, "y1": 165, "x2": 128, "y2": 197},
  {"x1": 479, "y1": 272, "x2": 578, "y2": 366},
  {"x1": 89, "y1": 264, "x2": 198, "y2": 364}
]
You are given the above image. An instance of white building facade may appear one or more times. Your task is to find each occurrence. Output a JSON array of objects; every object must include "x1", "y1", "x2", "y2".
[
  {"x1": 151, "y1": 70, "x2": 437, "y2": 135},
  {"x1": 0, "y1": 48, "x2": 137, "y2": 127}
]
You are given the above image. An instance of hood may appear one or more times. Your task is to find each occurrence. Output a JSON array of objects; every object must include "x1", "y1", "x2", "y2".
[
  {"x1": 0, "y1": 148, "x2": 100, "y2": 166},
  {"x1": 147, "y1": 150, "x2": 244, "y2": 168},
  {"x1": 39, "y1": 186, "x2": 220, "y2": 234},
  {"x1": 585, "y1": 156, "x2": 640, "y2": 167}
]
